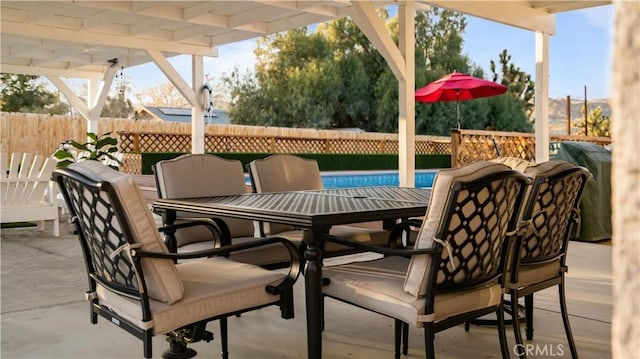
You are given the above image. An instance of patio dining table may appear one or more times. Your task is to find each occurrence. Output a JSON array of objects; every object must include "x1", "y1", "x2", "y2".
[{"x1": 152, "y1": 186, "x2": 430, "y2": 359}]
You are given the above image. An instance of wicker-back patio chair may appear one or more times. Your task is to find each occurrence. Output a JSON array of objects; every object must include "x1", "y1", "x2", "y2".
[
  {"x1": 53, "y1": 160, "x2": 300, "y2": 358},
  {"x1": 248, "y1": 154, "x2": 391, "y2": 257},
  {"x1": 154, "y1": 153, "x2": 300, "y2": 269},
  {"x1": 505, "y1": 160, "x2": 591, "y2": 358},
  {"x1": 320, "y1": 161, "x2": 529, "y2": 358}
]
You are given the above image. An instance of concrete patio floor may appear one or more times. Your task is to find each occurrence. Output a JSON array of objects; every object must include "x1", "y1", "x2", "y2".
[{"x1": 1, "y1": 217, "x2": 612, "y2": 359}]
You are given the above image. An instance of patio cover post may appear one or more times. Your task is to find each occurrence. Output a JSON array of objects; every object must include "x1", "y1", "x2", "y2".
[
  {"x1": 192, "y1": 55, "x2": 205, "y2": 154},
  {"x1": 535, "y1": 31, "x2": 551, "y2": 162},
  {"x1": 350, "y1": 0, "x2": 415, "y2": 187},
  {"x1": 146, "y1": 50, "x2": 203, "y2": 154},
  {"x1": 87, "y1": 79, "x2": 99, "y2": 134},
  {"x1": 398, "y1": 3, "x2": 416, "y2": 187}
]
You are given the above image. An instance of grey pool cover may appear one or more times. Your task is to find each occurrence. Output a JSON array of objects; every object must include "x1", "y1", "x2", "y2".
[{"x1": 553, "y1": 141, "x2": 612, "y2": 242}]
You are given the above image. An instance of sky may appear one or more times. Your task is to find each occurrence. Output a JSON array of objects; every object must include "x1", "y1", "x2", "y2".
[{"x1": 120, "y1": 4, "x2": 615, "y2": 103}]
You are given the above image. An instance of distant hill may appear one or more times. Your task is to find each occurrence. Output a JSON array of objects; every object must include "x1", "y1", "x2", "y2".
[{"x1": 548, "y1": 97, "x2": 611, "y2": 135}]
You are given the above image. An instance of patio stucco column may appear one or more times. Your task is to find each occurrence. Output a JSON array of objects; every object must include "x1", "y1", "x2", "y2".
[{"x1": 611, "y1": 1, "x2": 640, "y2": 357}]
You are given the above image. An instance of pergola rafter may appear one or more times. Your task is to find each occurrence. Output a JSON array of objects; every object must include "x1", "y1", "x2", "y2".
[{"x1": 0, "y1": 0, "x2": 611, "y2": 182}]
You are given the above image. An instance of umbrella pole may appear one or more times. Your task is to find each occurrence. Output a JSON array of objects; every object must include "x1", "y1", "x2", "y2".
[{"x1": 456, "y1": 90, "x2": 460, "y2": 130}]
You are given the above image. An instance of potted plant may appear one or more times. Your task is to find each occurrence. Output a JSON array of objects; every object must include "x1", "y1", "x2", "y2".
[{"x1": 53, "y1": 132, "x2": 121, "y2": 170}]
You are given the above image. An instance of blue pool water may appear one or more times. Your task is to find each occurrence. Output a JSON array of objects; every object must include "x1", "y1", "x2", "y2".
[{"x1": 321, "y1": 170, "x2": 438, "y2": 189}]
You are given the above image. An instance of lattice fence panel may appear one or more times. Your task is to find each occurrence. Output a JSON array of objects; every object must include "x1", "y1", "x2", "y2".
[
  {"x1": 452, "y1": 130, "x2": 537, "y2": 167},
  {"x1": 383, "y1": 140, "x2": 399, "y2": 154},
  {"x1": 456, "y1": 135, "x2": 500, "y2": 166},
  {"x1": 120, "y1": 153, "x2": 141, "y2": 174},
  {"x1": 327, "y1": 139, "x2": 384, "y2": 154},
  {"x1": 274, "y1": 138, "x2": 327, "y2": 153},
  {"x1": 493, "y1": 134, "x2": 536, "y2": 160},
  {"x1": 140, "y1": 133, "x2": 191, "y2": 152},
  {"x1": 415, "y1": 141, "x2": 429, "y2": 154},
  {"x1": 119, "y1": 133, "x2": 136, "y2": 152},
  {"x1": 206, "y1": 135, "x2": 272, "y2": 153},
  {"x1": 430, "y1": 140, "x2": 452, "y2": 154}
]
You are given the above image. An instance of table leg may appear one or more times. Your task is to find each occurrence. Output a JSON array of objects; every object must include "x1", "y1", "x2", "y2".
[
  {"x1": 303, "y1": 229, "x2": 323, "y2": 359},
  {"x1": 161, "y1": 210, "x2": 178, "y2": 254}
]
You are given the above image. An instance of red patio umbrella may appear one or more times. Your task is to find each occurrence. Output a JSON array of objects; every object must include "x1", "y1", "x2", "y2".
[{"x1": 415, "y1": 71, "x2": 508, "y2": 129}]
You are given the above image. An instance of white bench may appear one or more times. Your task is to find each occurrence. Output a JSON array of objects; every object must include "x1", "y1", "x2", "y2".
[{"x1": 1, "y1": 153, "x2": 60, "y2": 237}]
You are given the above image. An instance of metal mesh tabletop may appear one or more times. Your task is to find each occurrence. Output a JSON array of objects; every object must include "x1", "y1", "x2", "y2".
[{"x1": 154, "y1": 186, "x2": 429, "y2": 228}]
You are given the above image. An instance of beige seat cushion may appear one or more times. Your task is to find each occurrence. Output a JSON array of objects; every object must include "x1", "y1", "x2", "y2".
[
  {"x1": 405, "y1": 161, "x2": 511, "y2": 298},
  {"x1": 510, "y1": 260, "x2": 562, "y2": 287},
  {"x1": 326, "y1": 225, "x2": 390, "y2": 250},
  {"x1": 97, "y1": 257, "x2": 286, "y2": 334},
  {"x1": 69, "y1": 161, "x2": 184, "y2": 304},
  {"x1": 176, "y1": 235, "x2": 300, "y2": 268},
  {"x1": 266, "y1": 225, "x2": 388, "y2": 254},
  {"x1": 323, "y1": 257, "x2": 502, "y2": 327},
  {"x1": 227, "y1": 237, "x2": 301, "y2": 267}
]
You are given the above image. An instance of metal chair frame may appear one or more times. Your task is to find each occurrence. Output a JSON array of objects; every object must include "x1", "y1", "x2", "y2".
[
  {"x1": 322, "y1": 168, "x2": 529, "y2": 359},
  {"x1": 505, "y1": 165, "x2": 591, "y2": 358},
  {"x1": 53, "y1": 165, "x2": 300, "y2": 359}
]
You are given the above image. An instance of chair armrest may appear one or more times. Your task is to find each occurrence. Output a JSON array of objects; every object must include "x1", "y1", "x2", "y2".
[
  {"x1": 135, "y1": 236, "x2": 302, "y2": 294},
  {"x1": 158, "y1": 218, "x2": 230, "y2": 247},
  {"x1": 387, "y1": 219, "x2": 424, "y2": 248},
  {"x1": 323, "y1": 232, "x2": 441, "y2": 257}
]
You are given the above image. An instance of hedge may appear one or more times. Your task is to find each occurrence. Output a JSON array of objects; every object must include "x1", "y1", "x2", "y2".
[{"x1": 140, "y1": 152, "x2": 450, "y2": 175}]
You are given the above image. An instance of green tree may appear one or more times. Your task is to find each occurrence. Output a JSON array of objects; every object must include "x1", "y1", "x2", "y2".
[
  {"x1": 224, "y1": 7, "x2": 531, "y2": 136},
  {"x1": 320, "y1": 15, "x2": 388, "y2": 130},
  {"x1": 415, "y1": 9, "x2": 468, "y2": 73},
  {"x1": 229, "y1": 28, "x2": 339, "y2": 128},
  {"x1": 0, "y1": 73, "x2": 65, "y2": 114},
  {"x1": 490, "y1": 49, "x2": 535, "y2": 119},
  {"x1": 352, "y1": 7, "x2": 472, "y2": 134}
]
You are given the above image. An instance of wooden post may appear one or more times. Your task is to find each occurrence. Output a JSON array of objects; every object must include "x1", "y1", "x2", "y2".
[
  {"x1": 133, "y1": 132, "x2": 140, "y2": 152},
  {"x1": 450, "y1": 129, "x2": 461, "y2": 168},
  {"x1": 584, "y1": 86, "x2": 588, "y2": 136},
  {"x1": 566, "y1": 95, "x2": 572, "y2": 135}
]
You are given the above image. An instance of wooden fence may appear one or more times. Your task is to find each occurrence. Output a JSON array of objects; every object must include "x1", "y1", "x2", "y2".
[
  {"x1": 1, "y1": 113, "x2": 192, "y2": 157},
  {"x1": 2, "y1": 112, "x2": 610, "y2": 173},
  {"x1": 118, "y1": 131, "x2": 451, "y2": 155},
  {"x1": 1, "y1": 111, "x2": 450, "y2": 156},
  {"x1": 450, "y1": 129, "x2": 612, "y2": 167}
]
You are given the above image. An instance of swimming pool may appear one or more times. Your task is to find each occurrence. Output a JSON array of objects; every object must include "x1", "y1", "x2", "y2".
[{"x1": 321, "y1": 169, "x2": 438, "y2": 189}]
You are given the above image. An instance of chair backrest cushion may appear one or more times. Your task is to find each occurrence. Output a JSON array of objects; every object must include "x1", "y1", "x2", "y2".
[
  {"x1": 404, "y1": 161, "x2": 515, "y2": 298},
  {"x1": 520, "y1": 160, "x2": 588, "y2": 261},
  {"x1": 155, "y1": 154, "x2": 254, "y2": 239},
  {"x1": 249, "y1": 154, "x2": 323, "y2": 234},
  {"x1": 249, "y1": 154, "x2": 324, "y2": 192},
  {"x1": 70, "y1": 160, "x2": 184, "y2": 304},
  {"x1": 489, "y1": 157, "x2": 532, "y2": 172}
]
